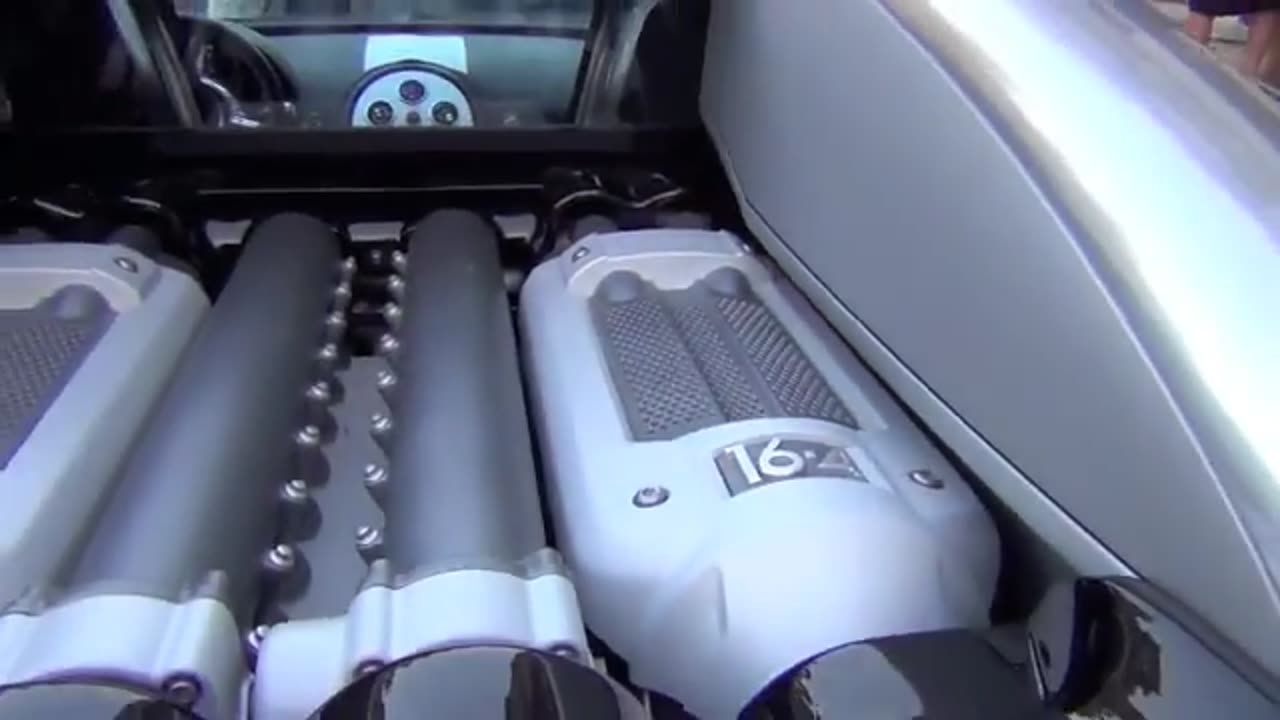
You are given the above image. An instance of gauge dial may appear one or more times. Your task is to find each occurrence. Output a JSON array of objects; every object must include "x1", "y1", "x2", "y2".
[
  {"x1": 399, "y1": 80, "x2": 426, "y2": 105},
  {"x1": 431, "y1": 101, "x2": 459, "y2": 126},
  {"x1": 367, "y1": 101, "x2": 394, "y2": 126}
]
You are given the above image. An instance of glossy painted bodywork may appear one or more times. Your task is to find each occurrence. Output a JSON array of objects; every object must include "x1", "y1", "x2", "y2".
[
  {"x1": 701, "y1": 0, "x2": 1280, "y2": 680},
  {"x1": 309, "y1": 647, "x2": 646, "y2": 719},
  {"x1": 749, "y1": 578, "x2": 1279, "y2": 719},
  {"x1": 882, "y1": 0, "x2": 1280, "y2": 677}
]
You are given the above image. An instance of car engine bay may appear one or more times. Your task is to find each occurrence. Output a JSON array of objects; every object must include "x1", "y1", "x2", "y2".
[
  {"x1": 6, "y1": 1, "x2": 1280, "y2": 718},
  {"x1": 0, "y1": 164, "x2": 1002, "y2": 718}
]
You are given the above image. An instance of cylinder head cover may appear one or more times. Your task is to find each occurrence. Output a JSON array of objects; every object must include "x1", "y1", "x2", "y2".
[{"x1": 519, "y1": 229, "x2": 1000, "y2": 718}]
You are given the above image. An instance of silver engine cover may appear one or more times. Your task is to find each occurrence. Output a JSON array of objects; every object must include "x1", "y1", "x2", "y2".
[
  {"x1": 0, "y1": 243, "x2": 206, "y2": 608},
  {"x1": 520, "y1": 229, "x2": 1000, "y2": 718}
]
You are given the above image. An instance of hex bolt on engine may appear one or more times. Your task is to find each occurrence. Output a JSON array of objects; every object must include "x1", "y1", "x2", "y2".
[
  {"x1": 161, "y1": 675, "x2": 201, "y2": 708},
  {"x1": 355, "y1": 525, "x2": 385, "y2": 563},
  {"x1": 305, "y1": 381, "x2": 334, "y2": 426},
  {"x1": 261, "y1": 543, "x2": 306, "y2": 601},
  {"x1": 294, "y1": 424, "x2": 322, "y2": 449},
  {"x1": 337, "y1": 256, "x2": 357, "y2": 279},
  {"x1": 278, "y1": 479, "x2": 317, "y2": 540},
  {"x1": 376, "y1": 333, "x2": 400, "y2": 361},
  {"x1": 331, "y1": 281, "x2": 353, "y2": 313},
  {"x1": 907, "y1": 469, "x2": 945, "y2": 490},
  {"x1": 262, "y1": 544, "x2": 297, "y2": 574},
  {"x1": 381, "y1": 302, "x2": 403, "y2": 329},
  {"x1": 369, "y1": 413, "x2": 394, "y2": 451},
  {"x1": 548, "y1": 643, "x2": 580, "y2": 661},
  {"x1": 375, "y1": 369, "x2": 397, "y2": 395},
  {"x1": 324, "y1": 310, "x2": 348, "y2": 343},
  {"x1": 362, "y1": 462, "x2": 389, "y2": 503},
  {"x1": 354, "y1": 659, "x2": 384, "y2": 680},
  {"x1": 386, "y1": 275, "x2": 406, "y2": 301},
  {"x1": 391, "y1": 249, "x2": 408, "y2": 273},
  {"x1": 632, "y1": 486, "x2": 670, "y2": 508},
  {"x1": 279, "y1": 478, "x2": 309, "y2": 504},
  {"x1": 245, "y1": 624, "x2": 270, "y2": 666},
  {"x1": 305, "y1": 381, "x2": 333, "y2": 405},
  {"x1": 315, "y1": 342, "x2": 341, "y2": 375}
]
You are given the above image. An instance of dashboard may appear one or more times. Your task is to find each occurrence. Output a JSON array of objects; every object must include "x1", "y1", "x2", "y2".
[{"x1": 196, "y1": 25, "x2": 584, "y2": 129}]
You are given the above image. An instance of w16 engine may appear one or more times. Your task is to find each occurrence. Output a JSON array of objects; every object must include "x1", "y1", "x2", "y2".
[{"x1": 520, "y1": 229, "x2": 1000, "y2": 718}]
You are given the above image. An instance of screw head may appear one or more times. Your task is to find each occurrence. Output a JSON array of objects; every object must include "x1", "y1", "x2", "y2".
[
  {"x1": 354, "y1": 660, "x2": 384, "y2": 679},
  {"x1": 382, "y1": 302, "x2": 403, "y2": 325},
  {"x1": 376, "y1": 334, "x2": 400, "y2": 357},
  {"x1": 113, "y1": 256, "x2": 139, "y2": 273},
  {"x1": 161, "y1": 675, "x2": 201, "y2": 706},
  {"x1": 317, "y1": 343, "x2": 340, "y2": 362},
  {"x1": 305, "y1": 381, "x2": 332, "y2": 404},
  {"x1": 548, "y1": 643, "x2": 579, "y2": 660},
  {"x1": 339, "y1": 256, "x2": 358, "y2": 276},
  {"x1": 386, "y1": 275, "x2": 406, "y2": 297},
  {"x1": 375, "y1": 369, "x2": 397, "y2": 392},
  {"x1": 370, "y1": 413, "x2": 393, "y2": 435},
  {"x1": 294, "y1": 425, "x2": 322, "y2": 447},
  {"x1": 391, "y1": 250, "x2": 408, "y2": 272},
  {"x1": 325, "y1": 310, "x2": 347, "y2": 327},
  {"x1": 632, "y1": 486, "x2": 670, "y2": 508},
  {"x1": 571, "y1": 246, "x2": 590, "y2": 262},
  {"x1": 363, "y1": 463, "x2": 389, "y2": 484},
  {"x1": 264, "y1": 544, "x2": 296, "y2": 572},
  {"x1": 280, "y1": 478, "x2": 309, "y2": 503},
  {"x1": 245, "y1": 624, "x2": 270, "y2": 659},
  {"x1": 908, "y1": 469, "x2": 945, "y2": 490},
  {"x1": 355, "y1": 525, "x2": 383, "y2": 549}
]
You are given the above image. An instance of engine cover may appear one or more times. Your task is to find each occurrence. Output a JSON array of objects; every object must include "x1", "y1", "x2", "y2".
[
  {"x1": 520, "y1": 229, "x2": 1000, "y2": 718},
  {"x1": 0, "y1": 243, "x2": 206, "y2": 609}
]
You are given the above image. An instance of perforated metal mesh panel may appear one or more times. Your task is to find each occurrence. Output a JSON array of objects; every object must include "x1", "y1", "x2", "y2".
[
  {"x1": 592, "y1": 270, "x2": 855, "y2": 441},
  {"x1": 0, "y1": 288, "x2": 113, "y2": 466},
  {"x1": 595, "y1": 289, "x2": 724, "y2": 439},
  {"x1": 717, "y1": 295, "x2": 857, "y2": 427}
]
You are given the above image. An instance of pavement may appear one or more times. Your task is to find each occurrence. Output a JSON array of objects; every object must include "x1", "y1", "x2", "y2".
[{"x1": 1151, "y1": 0, "x2": 1250, "y2": 67}]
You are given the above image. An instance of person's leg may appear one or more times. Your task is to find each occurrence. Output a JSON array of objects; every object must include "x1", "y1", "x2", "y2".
[
  {"x1": 1242, "y1": 10, "x2": 1280, "y2": 76},
  {"x1": 1184, "y1": 10, "x2": 1216, "y2": 44}
]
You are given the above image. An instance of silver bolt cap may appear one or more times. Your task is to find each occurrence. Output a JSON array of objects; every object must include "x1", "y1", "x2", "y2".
[
  {"x1": 280, "y1": 478, "x2": 309, "y2": 503},
  {"x1": 162, "y1": 675, "x2": 201, "y2": 706},
  {"x1": 294, "y1": 425, "x2": 322, "y2": 447},
  {"x1": 907, "y1": 469, "x2": 945, "y2": 490},
  {"x1": 376, "y1": 334, "x2": 400, "y2": 357},
  {"x1": 305, "y1": 381, "x2": 332, "y2": 404},
  {"x1": 370, "y1": 413, "x2": 393, "y2": 435},
  {"x1": 263, "y1": 544, "x2": 297, "y2": 572},
  {"x1": 632, "y1": 486, "x2": 670, "y2": 508}
]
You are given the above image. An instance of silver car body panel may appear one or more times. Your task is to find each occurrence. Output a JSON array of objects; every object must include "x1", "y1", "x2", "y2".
[{"x1": 701, "y1": 0, "x2": 1280, "y2": 675}]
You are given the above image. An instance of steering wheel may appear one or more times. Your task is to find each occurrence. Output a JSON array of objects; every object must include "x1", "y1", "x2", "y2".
[{"x1": 105, "y1": 0, "x2": 202, "y2": 127}]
